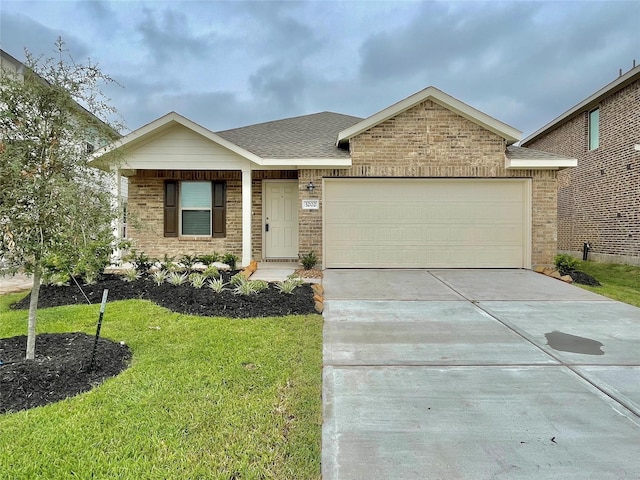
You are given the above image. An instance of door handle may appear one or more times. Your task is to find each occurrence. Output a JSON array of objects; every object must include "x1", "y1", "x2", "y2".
[{"x1": 265, "y1": 223, "x2": 269, "y2": 232}]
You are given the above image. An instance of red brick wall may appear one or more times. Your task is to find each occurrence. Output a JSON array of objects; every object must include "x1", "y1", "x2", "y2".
[{"x1": 525, "y1": 78, "x2": 640, "y2": 263}]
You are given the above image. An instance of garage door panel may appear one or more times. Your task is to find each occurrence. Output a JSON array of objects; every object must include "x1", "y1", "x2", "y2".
[{"x1": 324, "y1": 179, "x2": 529, "y2": 268}]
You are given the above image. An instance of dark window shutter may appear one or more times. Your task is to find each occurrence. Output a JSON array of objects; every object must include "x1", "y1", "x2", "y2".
[
  {"x1": 212, "y1": 181, "x2": 226, "y2": 238},
  {"x1": 164, "y1": 180, "x2": 178, "y2": 237}
]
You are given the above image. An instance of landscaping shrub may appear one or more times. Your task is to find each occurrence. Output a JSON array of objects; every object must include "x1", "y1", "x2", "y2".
[{"x1": 554, "y1": 254, "x2": 580, "y2": 276}]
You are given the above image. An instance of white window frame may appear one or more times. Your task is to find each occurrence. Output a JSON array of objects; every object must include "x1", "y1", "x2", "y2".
[
  {"x1": 179, "y1": 181, "x2": 212, "y2": 236},
  {"x1": 588, "y1": 107, "x2": 599, "y2": 150}
]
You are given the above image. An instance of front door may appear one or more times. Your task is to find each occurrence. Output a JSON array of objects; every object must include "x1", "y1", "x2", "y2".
[{"x1": 264, "y1": 181, "x2": 298, "y2": 258}]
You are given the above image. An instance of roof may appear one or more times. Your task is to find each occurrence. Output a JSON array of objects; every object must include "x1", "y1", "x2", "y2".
[
  {"x1": 337, "y1": 86, "x2": 522, "y2": 146},
  {"x1": 522, "y1": 65, "x2": 640, "y2": 146},
  {"x1": 217, "y1": 112, "x2": 362, "y2": 159},
  {"x1": 93, "y1": 86, "x2": 574, "y2": 172},
  {"x1": 505, "y1": 146, "x2": 577, "y2": 170}
]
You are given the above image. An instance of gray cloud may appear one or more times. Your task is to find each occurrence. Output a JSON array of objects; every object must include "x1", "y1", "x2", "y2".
[
  {"x1": 1, "y1": 1, "x2": 638, "y2": 138},
  {"x1": 136, "y1": 7, "x2": 215, "y2": 64},
  {"x1": 0, "y1": 12, "x2": 90, "y2": 60}
]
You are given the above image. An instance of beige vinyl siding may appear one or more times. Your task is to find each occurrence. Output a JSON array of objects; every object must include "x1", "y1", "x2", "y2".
[
  {"x1": 323, "y1": 178, "x2": 531, "y2": 268},
  {"x1": 124, "y1": 125, "x2": 250, "y2": 170}
]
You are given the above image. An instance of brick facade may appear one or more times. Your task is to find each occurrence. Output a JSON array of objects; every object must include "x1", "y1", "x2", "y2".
[
  {"x1": 126, "y1": 169, "x2": 295, "y2": 260},
  {"x1": 298, "y1": 99, "x2": 559, "y2": 267},
  {"x1": 524, "y1": 77, "x2": 640, "y2": 264},
  {"x1": 125, "y1": 99, "x2": 560, "y2": 268}
]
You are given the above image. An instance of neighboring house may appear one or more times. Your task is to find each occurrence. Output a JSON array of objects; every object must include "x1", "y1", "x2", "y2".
[
  {"x1": 0, "y1": 49, "x2": 127, "y2": 239},
  {"x1": 91, "y1": 86, "x2": 576, "y2": 269},
  {"x1": 522, "y1": 65, "x2": 640, "y2": 265}
]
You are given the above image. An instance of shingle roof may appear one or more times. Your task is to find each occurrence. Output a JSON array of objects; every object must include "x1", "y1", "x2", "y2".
[
  {"x1": 216, "y1": 111, "x2": 363, "y2": 159},
  {"x1": 522, "y1": 65, "x2": 640, "y2": 146},
  {"x1": 506, "y1": 146, "x2": 575, "y2": 161}
]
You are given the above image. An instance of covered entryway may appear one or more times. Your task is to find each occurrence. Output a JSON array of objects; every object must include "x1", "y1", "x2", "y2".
[
  {"x1": 323, "y1": 178, "x2": 531, "y2": 268},
  {"x1": 263, "y1": 180, "x2": 299, "y2": 259}
]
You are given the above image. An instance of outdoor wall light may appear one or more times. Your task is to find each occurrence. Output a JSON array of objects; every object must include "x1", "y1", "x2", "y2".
[{"x1": 306, "y1": 181, "x2": 315, "y2": 193}]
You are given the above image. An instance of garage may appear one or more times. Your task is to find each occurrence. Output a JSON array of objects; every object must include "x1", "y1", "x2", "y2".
[{"x1": 323, "y1": 178, "x2": 531, "y2": 268}]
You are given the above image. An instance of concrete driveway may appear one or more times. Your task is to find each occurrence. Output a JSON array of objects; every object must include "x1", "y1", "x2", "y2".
[{"x1": 322, "y1": 269, "x2": 640, "y2": 479}]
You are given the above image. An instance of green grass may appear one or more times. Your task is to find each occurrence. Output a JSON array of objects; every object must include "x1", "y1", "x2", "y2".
[
  {"x1": 0, "y1": 293, "x2": 323, "y2": 479},
  {"x1": 573, "y1": 261, "x2": 640, "y2": 307}
]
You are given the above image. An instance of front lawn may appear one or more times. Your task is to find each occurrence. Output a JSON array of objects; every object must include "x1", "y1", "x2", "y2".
[
  {"x1": 0, "y1": 293, "x2": 322, "y2": 479},
  {"x1": 574, "y1": 261, "x2": 640, "y2": 307}
]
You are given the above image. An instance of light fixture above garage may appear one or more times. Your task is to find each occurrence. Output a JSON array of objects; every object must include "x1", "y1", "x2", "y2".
[{"x1": 306, "y1": 181, "x2": 316, "y2": 193}]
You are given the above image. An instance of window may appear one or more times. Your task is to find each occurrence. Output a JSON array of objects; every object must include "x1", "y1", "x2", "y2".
[
  {"x1": 164, "y1": 180, "x2": 226, "y2": 238},
  {"x1": 588, "y1": 108, "x2": 599, "y2": 150}
]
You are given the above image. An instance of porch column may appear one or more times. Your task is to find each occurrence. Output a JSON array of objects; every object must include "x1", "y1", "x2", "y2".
[
  {"x1": 241, "y1": 167, "x2": 252, "y2": 268},
  {"x1": 111, "y1": 167, "x2": 123, "y2": 263}
]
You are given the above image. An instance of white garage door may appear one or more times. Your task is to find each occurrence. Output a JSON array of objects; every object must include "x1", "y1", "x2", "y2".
[{"x1": 323, "y1": 178, "x2": 530, "y2": 268}]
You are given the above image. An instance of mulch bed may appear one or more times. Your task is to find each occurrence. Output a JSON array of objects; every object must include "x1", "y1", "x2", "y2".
[
  {"x1": 569, "y1": 270, "x2": 601, "y2": 287},
  {"x1": 10, "y1": 272, "x2": 317, "y2": 318},
  {"x1": 0, "y1": 333, "x2": 131, "y2": 414},
  {"x1": 2, "y1": 272, "x2": 317, "y2": 414}
]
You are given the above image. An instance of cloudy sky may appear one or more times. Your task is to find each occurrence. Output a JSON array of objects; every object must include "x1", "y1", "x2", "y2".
[{"x1": 1, "y1": 0, "x2": 639, "y2": 138}]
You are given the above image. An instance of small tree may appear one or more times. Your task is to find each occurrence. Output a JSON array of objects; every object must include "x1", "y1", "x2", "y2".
[{"x1": 0, "y1": 39, "x2": 123, "y2": 360}]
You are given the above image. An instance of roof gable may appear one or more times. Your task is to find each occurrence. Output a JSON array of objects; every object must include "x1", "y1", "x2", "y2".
[
  {"x1": 337, "y1": 86, "x2": 521, "y2": 146},
  {"x1": 522, "y1": 65, "x2": 640, "y2": 145},
  {"x1": 91, "y1": 112, "x2": 263, "y2": 168}
]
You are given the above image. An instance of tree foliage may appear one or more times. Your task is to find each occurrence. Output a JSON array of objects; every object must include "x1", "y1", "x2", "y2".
[{"x1": 0, "y1": 38, "x2": 123, "y2": 359}]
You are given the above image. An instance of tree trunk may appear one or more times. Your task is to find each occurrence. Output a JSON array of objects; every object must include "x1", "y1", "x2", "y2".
[{"x1": 25, "y1": 268, "x2": 42, "y2": 360}]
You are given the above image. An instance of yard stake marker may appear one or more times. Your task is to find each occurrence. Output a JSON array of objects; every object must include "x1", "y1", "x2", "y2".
[{"x1": 89, "y1": 289, "x2": 109, "y2": 371}]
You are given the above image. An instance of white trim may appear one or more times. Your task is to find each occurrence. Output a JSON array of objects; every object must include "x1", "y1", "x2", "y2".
[
  {"x1": 337, "y1": 86, "x2": 521, "y2": 145},
  {"x1": 505, "y1": 158, "x2": 577, "y2": 170},
  {"x1": 91, "y1": 112, "x2": 264, "y2": 167},
  {"x1": 522, "y1": 65, "x2": 640, "y2": 145}
]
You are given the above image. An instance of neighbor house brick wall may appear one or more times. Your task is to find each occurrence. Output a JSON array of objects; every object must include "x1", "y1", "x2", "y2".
[
  {"x1": 525, "y1": 77, "x2": 640, "y2": 263},
  {"x1": 298, "y1": 99, "x2": 559, "y2": 267}
]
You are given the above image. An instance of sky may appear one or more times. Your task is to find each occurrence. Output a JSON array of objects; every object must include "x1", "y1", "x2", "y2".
[{"x1": 1, "y1": 0, "x2": 639, "y2": 139}]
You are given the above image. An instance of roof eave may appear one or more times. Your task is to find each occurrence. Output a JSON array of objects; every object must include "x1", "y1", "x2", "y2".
[
  {"x1": 505, "y1": 158, "x2": 578, "y2": 170},
  {"x1": 522, "y1": 65, "x2": 640, "y2": 145},
  {"x1": 90, "y1": 112, "x2": 265, "y2": 169}
]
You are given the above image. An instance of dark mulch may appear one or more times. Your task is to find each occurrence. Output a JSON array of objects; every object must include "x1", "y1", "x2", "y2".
[
  {"x1": 0, "y1": 332, "x2": 131, "y2": 414},
  {"x1": 569, "y1": 270, "x2": 602, "y2": 287},
  {"x1": 2, "y1": 272, "x2": 317, "y2": 414},
  {"x1": 10, "y1": 272, "x2": 317, "y2": 318}
]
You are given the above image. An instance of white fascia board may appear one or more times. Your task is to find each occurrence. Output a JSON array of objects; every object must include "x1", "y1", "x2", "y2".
[
  {"x1": 261, "y1": 158, "x2": 352, "y2": 168},
  {"x1": 505, "y1": 158, "x2": 577, "y2": 170},
  {"x1": 90, "y1": 112, "x2": 265, "y2": 167},
  {"x1": 522, "y1": 65, "x2": 640, "y2": 145},
  {"x1": 337, "y1": 86, "x2": 521, "y2": 145}
]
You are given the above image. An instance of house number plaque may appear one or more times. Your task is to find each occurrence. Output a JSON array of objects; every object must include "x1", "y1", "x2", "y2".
[{"x1": 302, "y1": 199, "x2": 320, "y2": 210}]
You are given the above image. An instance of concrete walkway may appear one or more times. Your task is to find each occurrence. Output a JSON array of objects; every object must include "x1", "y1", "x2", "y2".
[
  {"x1": 0, "y1": 273, "x2": 33, "y2": 295},
  {"x1": 322, "y1": 269, "x2": 640, "y2": 479}
]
